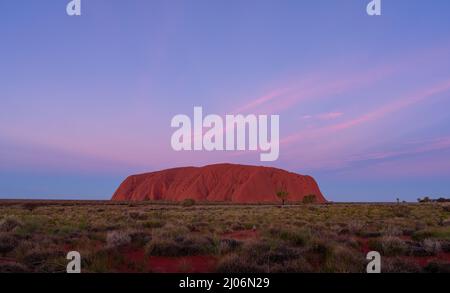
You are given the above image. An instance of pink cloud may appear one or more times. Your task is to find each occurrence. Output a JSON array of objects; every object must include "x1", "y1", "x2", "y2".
[
  {"x1": 278, "y1": 135, "x2": 450, "y2": 174},
  {"x1": 231, "y1": 44, "x2": 450, "y2": 118},
  {"x1": 303, "y1": 112, "x2": 344, "y2": 120},
  {"x1": 344, "y1": 152, "x2": 450, "y2": 178},
  {"x1": 330, "y1": 80, "x2": 450, "y2": 131},
  {"x1": 232, "y1": 65, "x2": 395, "y2": 115},
  {"x1": 282, "y1": 79, "x2": 450, "y2": 145},
  {"x1": 350, "y1": 137, "x2": 450, "y2": 163},
  {"x1": 232, "y1": 86, "x2": 293, "y2": 113}
]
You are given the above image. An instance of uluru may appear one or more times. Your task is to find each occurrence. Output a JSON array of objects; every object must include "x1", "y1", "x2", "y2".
[{"x1": 112, "y1": 163, "x2": 326, "y2": 203}]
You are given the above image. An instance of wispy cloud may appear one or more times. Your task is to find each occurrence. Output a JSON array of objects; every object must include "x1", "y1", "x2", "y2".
[
  {"x1": 282, "y1": 80, "x2": 450, "y2": 145},
  {"x1": 232, "y1": 86, "x2": 293, "y2": 113},
  {"x1": 232, "y1": 65, "x2": 395, "y2": 115},
  {"x1": 302, "y1": 112, "x2": 344, "y2": 120},
  {"x1": 349, "y1": 137, "x2": 450, "y2": 163},
  {"x1": 329, "y1": 80, "x2": 450, "y2": 132}
]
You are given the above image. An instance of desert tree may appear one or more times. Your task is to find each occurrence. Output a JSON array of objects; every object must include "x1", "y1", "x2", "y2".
[{"x1": 276, "y1": 190, "x2": 289, "y2": 206}]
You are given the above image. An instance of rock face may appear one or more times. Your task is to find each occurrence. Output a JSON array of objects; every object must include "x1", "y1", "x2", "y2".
[{"x1": 111, "y1": 163, "x2": 326, "y2": 203}]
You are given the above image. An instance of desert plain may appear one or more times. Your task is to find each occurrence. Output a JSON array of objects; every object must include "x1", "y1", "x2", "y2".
[{"x1": 0, "y1": 200, "x2": 449, "y2": 273}]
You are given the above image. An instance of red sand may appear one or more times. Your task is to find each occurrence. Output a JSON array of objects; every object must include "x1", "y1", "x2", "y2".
[
  {"x1": 0, "y1": 257, "x2": 17, "y2": 264},
  {"x1": 112, "y1": 163, "x2": 326, "y2": 203},
  {"x1": 401, "y1": 252, "x2": 450, "y2": 267},
  {"x1": 222, "y1": 229, "x2": 260, "y2": 240},
  {"x1": 355, "y1": 237, "x2": 371, "y2": 254},
  {"x1": 120, "y1": 248, "x2": 217, "y2": 273},
  {"x1": 148, "y1": 256, "x2": 217, "y2": 273}
]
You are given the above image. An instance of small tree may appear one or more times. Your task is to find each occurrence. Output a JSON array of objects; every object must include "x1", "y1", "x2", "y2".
[
  {"x1": 418, "y1": 196, "x2": 431, "y2": 203},
  {"x1": 276, "y1": 190, "x2": 289, "y2": 206},
  {"x1": 302, "y1": 194, "x2": 317, "y2": 204}
]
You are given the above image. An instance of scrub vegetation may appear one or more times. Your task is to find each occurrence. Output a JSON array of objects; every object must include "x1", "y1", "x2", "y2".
[{"x1": 0, "y1": 200, "x2": 449, "y2": 273}]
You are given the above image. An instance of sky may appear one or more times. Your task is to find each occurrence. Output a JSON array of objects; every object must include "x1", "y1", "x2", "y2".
[{"x1": 1, "y1": 0, "x2": 450, "y2": 202}]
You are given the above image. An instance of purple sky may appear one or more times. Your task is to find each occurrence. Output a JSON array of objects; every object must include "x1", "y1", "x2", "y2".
[{"x1": 1, "y1": 0, "x2": 450, "y2": 201}]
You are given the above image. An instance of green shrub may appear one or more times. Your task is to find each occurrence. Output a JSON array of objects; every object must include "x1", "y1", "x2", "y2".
[
  {"x1": 424, "y1": 261, "x2": 450, "y2": 273},
  {"x1": 128, "y1": 211, "x2": 147, "y2": 220},
  {"x1": 21, "y1": 248, "x2": 63, "y2": 267},
  {"x1": 383, "y1": 257, "x2": 422, "y2": 273},
  {"x1": 0, "y1": 233, "x2": 18, "y2": 254},
  {"x1": 322, "y1": 246, "x2": 365, "y2": 273},
  {"x1": 106, "y1": 230, "x2": 131, "y2": 248},
  {"x1": 128, "y1": 230, "x2": 151, "y2": 247},
  {"x1": 246, "y1": 241, "x2": 298, "y2": 263},
  {"x1": 413, "y1": 227, "x2": 450, "y2": 241},
  {"x1": 219, "y1": 239, "x2": 242, "y2": 254},
  {"x1": 311, "y1": 240, "x2": 334, "y2": 261},
  {"x1": 82, "y1": 249, "x2": 124, "y2": 273},
  {"x1": 0, "y1": 216, "x2": 22, "y2": 232},
  {"x1": 181, "y1": 199, "x2": 196, "y2": 207},
  {"x1": 276, "y1": 228, "x2": 310, "y2": 246},
  {"x1": 145, "y1": 238, "x2": 182, "y2": 256},
  {"x1": 143, "y1": 219, "x2": 165, "y2": 228},
  {"x1": 0, "y1": 262, "x2": 29, "y2": 273},
  {"x1": 145, "y1": 234, "x2": 215, "y2": 256},
  {"x1": 14, "y1": 220, "x2": 41, "y2": 236},
  {"x1": 302, "y1": 194, "x2": 317, "y2": 204},
  {"x1": 215, "y1": 253, "x2": 264, "y2": 273},
  {"x1": 422, "y1": 238, "x2": 442, "y2": 255},
  {"x1": 368, "y1": 236, "x2": 407, "y2": 256}
]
